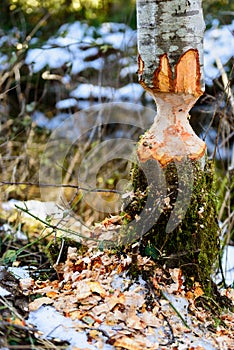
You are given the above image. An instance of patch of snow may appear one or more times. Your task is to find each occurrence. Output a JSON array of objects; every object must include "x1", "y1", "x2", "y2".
[
  {"x1": 27, "y1": 305, "x2": 110, "y2": 350},
  {"x1": 0, "y1": 30, "x2": 19, "y2": 47},
  {"x1": 70, "y1": 82, "x2": 143, "y2": 102},
  {"x1": 115, "y1": 83, "x2": 143, "y2": 101},
  {"x1": 31, "y1": 110, "x2": 50, "y2": 128},
  {"x1": 71, "y1": 83, "x2": 115, "y2": 100},
  {"x1": 57, "y1": 21, "x2": 95, "y2": 45},
  {"x1": 2, "y1": 199, "x2": 63, "y2": 221},
  {"x1": 25, "y1": 21, "x2": 135, "y2": 75},
  {"x1": 32, "y1": 111, "x2": 70, "y2": 130},
  {"x1": 99, "y1": 22, "x2": 136, "y2": 50},
  {"x1": 77, "y1": 100, "x2": 98, "y2": 110},
  {"x1": 0, "y1": 286, "x2": 11, "y2": 297},
  {"x1": 0, "y1": 54, "x2": 8, "y2": 70},
  {"x1": 216, "y1": 245, "x2": 234, "y2": 287},
  {"x1": 15, "y1": 227, "x2": 28, "y2": 241},
  {"x1": 111, "y1": 273, "x2": 131, "y2": 291},
  {"x1": 56, "y1": 98, "x2": 78, "y2": 109},
  {"x1": 2, "y1": 19, "x2": 233, "y2": 88},
  {"x1": 204, "y1": 20, "x2": 234, "y2": 85},
  {"x1": 8, "y1": 266, "x2": 31, "y2": 280},
  {"x1": 162, "y1": 292, "x2": 217, "y2": 349},
  {"x1": 1, "y1": 199, "x2": 21, "y2": 212},
  {"x1": 120, "y1": 64, "x2": 138, "y2": 78},
  {"x1": 61, "y1": 74, "x2": 71, "y2": 84},
  {"x1": 25, "y1": 47, "x2": 71, "y2": 73},
  {"x1": 0, "y1": 218, "x2": 27, "y2": 241},
  {"x1": 72, "y1": 57, "x2": 104, "y2": 75},
  {"x1": 0, "y1": 223, "x2": 12, "y2": 235}
]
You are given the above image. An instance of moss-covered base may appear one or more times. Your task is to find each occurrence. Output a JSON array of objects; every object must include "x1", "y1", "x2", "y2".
[{"x1": 122, "y1": 157, "x2": 220, "y2": 293}]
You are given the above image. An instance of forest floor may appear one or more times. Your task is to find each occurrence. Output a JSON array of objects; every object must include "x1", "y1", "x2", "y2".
[{"x1": 0, "y1": 200, "x2": 234, "y2": 350}]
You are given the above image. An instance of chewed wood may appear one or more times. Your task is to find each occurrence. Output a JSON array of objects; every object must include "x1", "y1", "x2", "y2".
[
  {"x1": 140, "y1": 49, "x2": 203, "y2": 98},
  {"x1": 174, "y1": 49, "x2": 202, "y2": 97},
  {"x1": 137, "y1": 92, "x2": 206, "y2": 166},
  {"x1": 153, "y1": 54, "x2": 173, "y2": 93}
]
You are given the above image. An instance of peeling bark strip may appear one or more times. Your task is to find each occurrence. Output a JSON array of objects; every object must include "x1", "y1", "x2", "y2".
[{"x1": 136, "y1": 0, "x2": 206, "y2": 166}]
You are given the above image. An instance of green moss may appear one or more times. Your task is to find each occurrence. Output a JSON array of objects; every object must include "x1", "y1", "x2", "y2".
[{"x1": 123, "y1": 158, "x2": 220, "y2": 294}]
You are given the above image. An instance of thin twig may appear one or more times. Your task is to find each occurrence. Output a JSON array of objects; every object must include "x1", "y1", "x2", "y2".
[
  {"x1": 14, "y1": 204, "x2": 99, "y2": 243},
  {"x1": 0, "y1": 181, "x2": 122, "y2": 194},
  {"x1": 160, "y1": 289, "x2": 191, "y2": 330},
  {"x1": 216, "y1": 56, "x2": 234, "y2": 114},
  {"x1": 0, "y1": 296, "x2": 24, "y2": 321},
  {"x1": 145, "y1": 280, "x2": 176, "y2": 346}
]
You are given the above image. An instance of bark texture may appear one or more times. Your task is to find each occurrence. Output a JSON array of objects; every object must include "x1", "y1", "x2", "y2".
[
  {"x1": 137, "y1": 0, "x2": 205, "y2": 93},
  {"x1": 123, "y1": 0, "x2": 220, "y2": 292},
  {"x1": 137, "y1": 0, "x2": 206, "y2": 166}
]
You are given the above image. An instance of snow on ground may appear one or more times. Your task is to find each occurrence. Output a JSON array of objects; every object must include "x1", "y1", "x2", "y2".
[
  {"x1": 25, "y1": 21, "x2": 136, "y2": 75},
  {"x1": 32, "y1": 110, "x2": 72, "y2": 129},
  {"x1": 204, "y1": 19, "x2": 234, "y2": 85},
  {"x1": 0, "y1": 196, "x2": 233, "y2": 349},
  {"x1": 24, "y1": 247, "x2": 233, "y2": 350},
  {"x1": 28, "y1": 306, "x2": 100, "y2": 350},
  {"x1": 26, "y1": 298, "x2": 217, "y2": 350},
  {"x1": 0, "y1": 19, "x2": 233, "y2": 104},
  {"x1": 23, "y1": 19, "x2": 234, "y2": 86},
  {"x1": 217, "y1": 245, "x2": 234, "y2": 287},
  {"x1": 70, "y1": 82, "x2": 143, "y2": 103},
  {"x1": 70, "y1": 84, "x2": 115, "y2": 100}
]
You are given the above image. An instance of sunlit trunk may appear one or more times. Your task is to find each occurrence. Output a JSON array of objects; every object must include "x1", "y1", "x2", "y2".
[
  {"x1": 137, "y1": 0, "x2": 206, "y2": 166},
  {"x1": 125, "y1": 0, "x2": 219, "y2": 292}
]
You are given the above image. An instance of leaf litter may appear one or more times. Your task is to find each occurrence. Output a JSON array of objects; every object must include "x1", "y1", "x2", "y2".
[
  {"x1": 18, "y1": 246, "x2": 233, "y2": 350},
  {"x1": 0, "y1": 202, "x2": 234, "y2": 349}
]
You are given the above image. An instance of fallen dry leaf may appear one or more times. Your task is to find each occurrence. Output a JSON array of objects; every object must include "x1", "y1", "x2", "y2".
[
  {"x1": 25, "y1": 246, "x2": 234, "y2": 350},
  {"x1": 19, "y1": 277, "x2": 34, "y2": 292},
  {"x1": 75, "y1": 280, "x2": 92, "y2": 300},
  {"x1": 193, "y1": 286, "x2": 204, "y2": 299},
  {"x1": 114, "y1": 336, "x2": 147, "y2": 350},
  {"x1": 141, "y1": 310, "x2": 162, "y2": 327},
  {"x1": 87, "y1": 281, "x2": 106, "y2": 297},
  {"x1": 46, "y1": 291, "x2": 58, "y2": 298},
  {"x1": 126, "y1": 305, "x2": 145, "y2": 330},
  {"x1": 29, "y1": 297, "x2": 53, "y2": 311}
]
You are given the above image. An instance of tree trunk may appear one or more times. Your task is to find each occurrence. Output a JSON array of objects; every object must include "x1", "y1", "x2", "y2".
[{"x1": 123, "y1": 0, "x2": 219, "y2": 292}]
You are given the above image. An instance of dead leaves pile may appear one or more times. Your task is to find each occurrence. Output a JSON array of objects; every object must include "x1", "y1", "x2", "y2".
[{"x1": 19, "y1": 247, "x2": 234, "y2": 350}]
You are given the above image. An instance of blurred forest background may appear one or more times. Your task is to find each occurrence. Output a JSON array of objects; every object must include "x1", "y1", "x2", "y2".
[
  {"x1": 1, "y1": 0, "x2": 233, "y2": 31},
  {"x1": 0, "y1": 0, "x2": 233, "y2": 242}
]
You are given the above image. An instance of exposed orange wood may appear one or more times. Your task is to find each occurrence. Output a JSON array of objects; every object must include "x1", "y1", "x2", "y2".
[
  {"x1": 137, "y1": 93, "x2": 206, "y2": 167},
  {"x1": 137, "y1": 122, "x2": 206, "y2": 167},
  {"x1": 153, "y1": 54, "x2": 173, "y2": 93},
  {"x1": 174, "y1": 49, "x2": 202, "y2": 97},
  {"x1": 139, "y1": 49, "x2": 203, "y2": 98},
  {"x1": 138, "y1": 54, "x2": 144, "y2": 77},
  {"x1": 137, "y1": 49, "x2": 205, "y2": 166}
]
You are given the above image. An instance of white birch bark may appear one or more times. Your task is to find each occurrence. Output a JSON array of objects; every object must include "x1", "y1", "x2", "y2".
[
  {"x1": 136, "y1": 0, "x2": 206, "y2": 166},
  {"x1": 137, "y1": 0, "x2": 205, "y2": 93}
]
